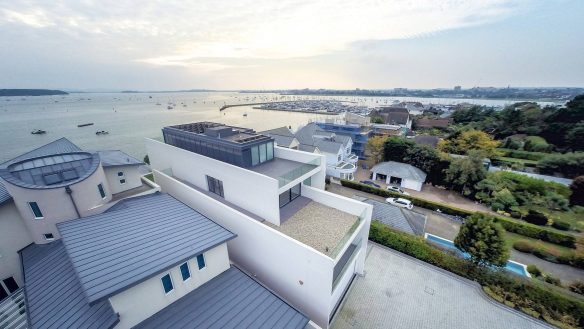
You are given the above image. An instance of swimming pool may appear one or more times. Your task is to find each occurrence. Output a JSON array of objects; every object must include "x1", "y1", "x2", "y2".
[{"x1": 425, "y1": 233, "x2": 531, "y2": 278}]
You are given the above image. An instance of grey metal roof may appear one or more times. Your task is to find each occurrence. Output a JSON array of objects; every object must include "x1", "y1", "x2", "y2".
[
  {"x1": 20, "y1": 241, "x2": 119, "y2": 329},
  {"x1": 57, "y1": 192, "x2": 236, "y2": 304},
  {"x1": 2, "y1": 137, "x2": 82, "y2": 166},
  {"x1": 314, "y1": 139, "x2": 342, "y2": 154},
  {"x1": 295, "y1": 123, "x2": 350, "y2": 154},
  {"x1": 0, "y1": 182, "x2": 11, "y2": 205},
  {"x1": 0, "y1": 152, "x2": 100, "y2": 189},
  {"x1": 260, "y1": 126, "x2": 295, "y2": 138},
  {"x1": 362, "y1": 199, "x2": 414, "y2": 234},
  {"x1": 270, "y1": 135, "x2": 298, "y2": 148},
  {"x1": 96, "y1": 150, "x2": 143, "y2": 167},
  {"x1": 134, "y1": 266, "x2": 309, "y2": 329},
  {"x1": 371, "y1": 161, "x2": 427, "y2": 182},
  {"x1": 298, "y1": 144, "x2": 318, "y2": 153}
]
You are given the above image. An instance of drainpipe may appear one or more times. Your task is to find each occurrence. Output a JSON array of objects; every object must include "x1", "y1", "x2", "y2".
[{"x1": 65, "y1": 186, "x2": 81, "y2": 218}]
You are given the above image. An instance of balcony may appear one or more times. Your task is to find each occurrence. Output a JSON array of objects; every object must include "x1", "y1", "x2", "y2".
[
  {"x1": 346, "y1": 153, "x2": 359, "y2": 164},
  {"x1": 250, "y1": 157, "x2": 320, "y2": 187},
  {"x1": 264, "y1": 196, "x2": 360, "y2": 258},
  {"x1": 328, "y1": 161, "x2": 356, "y2": 174}
]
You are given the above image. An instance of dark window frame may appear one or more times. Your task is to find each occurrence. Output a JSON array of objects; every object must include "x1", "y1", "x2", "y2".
[
  {"x1": 206, "y1": 175, "x2": 224, "y2": 198},
  {"x1": 161, "y1": 274, "x2": 174, "y2": 294},
  {"x1": 28, "y1": 202, "x2": 43, "y2": 219},
  {"x1": 196, "y1": 254, "x2": 206, "y2": 270},
  {"x1": 98, "y1": 183, "x2": 106, "y2": 199},
  {"x1": 180, "y1": 262, "x2": 191, "y2": 281}
]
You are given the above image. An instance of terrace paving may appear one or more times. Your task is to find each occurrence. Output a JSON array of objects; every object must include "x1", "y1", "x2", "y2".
[
  {"x1": 332, "y1": 244, "x2": 553, "y2": 329},
  {"x1": 266, "y1": 200, "x2": 359, "y2": 257}
]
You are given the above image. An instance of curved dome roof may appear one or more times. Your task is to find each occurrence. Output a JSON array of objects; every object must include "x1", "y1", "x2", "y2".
[{"x1": 0, "y1": 151, "x2": 100, "y2": 189}]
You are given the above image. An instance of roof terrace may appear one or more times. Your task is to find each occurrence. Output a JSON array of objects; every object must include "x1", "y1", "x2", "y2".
[{"x1": 249, "y1": 157, "x2": 320, "y2": 187}]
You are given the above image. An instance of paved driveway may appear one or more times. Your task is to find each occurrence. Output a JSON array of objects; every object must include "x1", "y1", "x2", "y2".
[{"x1": 332, "y1": 244, "x2": 552, "y2": 329}]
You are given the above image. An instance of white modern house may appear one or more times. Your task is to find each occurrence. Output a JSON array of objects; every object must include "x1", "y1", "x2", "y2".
[
  {"x1": 370, "y1": 161, "x2": 427, "y2": 191},
  {"x1": 291, "y1": 123, "x2": 358, "y2": 181},
  {"x1": 146, "y1": 122, "x2": 373, "y2": 329},
  {"x1": 0, "y1": 138, "x2": 309, "y2": 329}
]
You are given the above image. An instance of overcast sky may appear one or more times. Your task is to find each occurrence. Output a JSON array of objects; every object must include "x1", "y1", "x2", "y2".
[{"x1": 1, "y1": 0, "x2": 583, "y2": 90}]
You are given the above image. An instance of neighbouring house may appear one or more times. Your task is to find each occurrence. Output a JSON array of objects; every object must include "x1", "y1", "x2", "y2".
[
  {"x1": 316, "y1": 120, "x2": 370, "y2": 159},
  {"x1": 294, "y1": 122, "x2": 359, "y2": 181},
  {"x1": 353, "y1": 196, "x2": 426, "y2": 236},
  {"x1": 147, "y1": 121, "x2": 373, "y2": 328},
  {"x1": 369, "y1": 107, "x2": 412, "y2": 129},
  {"x1": 344, "y1": 112, "x2": 370, "y2": 126},
  {"x1": 260, "y1": 126, "x2": 300, "y2": 149},
  {"x1": 370, "y1": 123, "x2": 404, "y2": 137},
  {"x1": 414, "y1": 118, "x2": 452, "y2": 129},
  {"x1": 414, "y1": 135, "x2": 440, "y2": 148},
  {"x1": 0, "y1": 138, "x2": 310, "y2": 329},
  {"x1": 370, "y1": 161, "x2": 427, "y2": 191}
]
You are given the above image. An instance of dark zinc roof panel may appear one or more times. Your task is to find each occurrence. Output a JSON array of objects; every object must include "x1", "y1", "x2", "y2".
[
  {"x1": 134, "y1": 266, "x2": 309, "y2": 329},
  {"x1": 0, "y1": 182, "x2": 11, "y2": 205},
  {"x1": 2, "y1": 137, "x2": 82, "y2": 165},
  {"x1": 20, "y1": 241, "x2": 118, "y2": 329},
  {"x1": 96, "y1": 150, "x2": 143, "y2": 167},
  {"x1": 57, "y1": 193, "x2": 236, "y2": 304}
]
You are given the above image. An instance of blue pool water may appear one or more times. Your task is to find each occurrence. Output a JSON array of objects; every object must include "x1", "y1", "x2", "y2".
[{"x1": 425, "y1": 234, "x2": 530, "y2": 277}]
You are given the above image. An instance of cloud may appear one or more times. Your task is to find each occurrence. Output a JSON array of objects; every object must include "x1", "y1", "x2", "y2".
[{"x1": 0, "y1": 0, "x2": 527, "y2": 70}]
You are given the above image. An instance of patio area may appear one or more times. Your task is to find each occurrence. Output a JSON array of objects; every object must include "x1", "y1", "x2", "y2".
[{"x1": 265, "y1": 198, "x2": 359, "y2": 257}]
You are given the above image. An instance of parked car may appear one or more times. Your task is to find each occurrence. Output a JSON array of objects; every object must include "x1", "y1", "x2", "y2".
[
  {"x1": 387, "y1": 185, "x2": 410, "y2": 196},
  {"x1": 360, "y1": 180, "x2": 380, "y2": 188},
  {"x1": 386, "y1": 197, "x2": 414, "y2": 209}
]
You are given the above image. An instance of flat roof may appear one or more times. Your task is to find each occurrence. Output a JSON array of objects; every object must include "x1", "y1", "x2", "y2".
[
  {"x1": 97, "y1": 150, "x2": 143, "y2": 167},
  {"x1": 21, "y1": 241, "x2": 119, "y2": 329},
  {"x1": 134, "y1": 266, "x2": 309, "y2": 329},
  {"x1": 57, "y1": 193, "x2": 236, "y2": 304},
  {"x1": 164, "y1": 122, "x2": 272, "y2": 145},
  {"x1": 249, "y1": 157, "x2": 316, "y2": 180},
  {"x1": 265, "y1": 197, "x2": 359, "y2": 257}
]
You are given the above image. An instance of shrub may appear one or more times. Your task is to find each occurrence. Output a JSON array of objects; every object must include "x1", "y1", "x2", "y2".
[
  {"x1": 369, "y1": 222, "x2": 584, "y2": 327},
  {"x1": 513, "y1": 240, "x2": 534, "y2": 253},
  {"x1": 569, "y1": 281, "x2": 584, "y2": 295},
  {"x1": 542, "y1": 273, "x2": 562, "y2": 287},
  {"x1": 526, "y1": 264, "x2": 541, "y2": 277},
  {"x1": 454, "y1": 214, "x2": 509, "y2": 267},
  {"x1": 524, "y1": 210, "x2": 548, "y2": 226},
  {"x1": 552, "y1": 220, "x2": 571, "y2": 231},
  {"x1": 524, "y1": 136, "x2": 551, "y2": 152},
  {"x1": 341, "y1": 179, "x2": 577, "y2": 247}
]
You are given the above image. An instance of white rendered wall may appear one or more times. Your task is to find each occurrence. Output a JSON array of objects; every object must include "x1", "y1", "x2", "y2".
[
  {"x1": 109, "y1": 243, "x2": 230, "y2": 329},
  {"x1": 274, "y1": 146, "x2": 326, "y2": 191},
  {"x1": 0, "y1": 202, "x2": 33, "y2": 286},
  {"x1": 103, "y1": 165, "x2": 143, "y2": 195},
  {"x1": 0, "y1": 166, "x2": 112, "y2": 244},
  {"x1": 402, "y1": 179, "x2": 423, "y2": 191},
  {"x1": 153, "y1": 170, "x2": 334, "y2": 328},
  {"x1": 146, "y1": 139, "x2": 282, "y2": 225}
]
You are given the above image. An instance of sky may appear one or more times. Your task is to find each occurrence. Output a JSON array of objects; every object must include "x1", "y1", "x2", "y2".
[{"x1": 0, "y1": 0, "x2": 583, "y2": 90}]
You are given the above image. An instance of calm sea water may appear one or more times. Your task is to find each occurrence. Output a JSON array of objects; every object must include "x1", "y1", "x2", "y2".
[{"x1": 0, "y1": 91, "x2": 561, "y2": 163}]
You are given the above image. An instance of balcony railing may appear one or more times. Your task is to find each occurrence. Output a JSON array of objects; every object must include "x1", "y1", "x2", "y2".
[
  {"x1": 277, "y1": 158, "x2": 320, "y2": 187},
  {"x1": 0, "y1": 287, "x2": 27, "y2": 329}
]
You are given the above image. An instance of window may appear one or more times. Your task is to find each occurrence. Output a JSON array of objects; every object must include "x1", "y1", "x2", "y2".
[
  {"x1": 117, "y1": 171, "x2": 124, "y2": 177},
  {"x1": 2, "y1": 277, "x2": 18, "y2": 294},
  {"x1": 206, "y1": 175, "x2": 224, "y2": 198},
  {"x1": 180, "y1": 262, "x2": 191, "y2": 281},
  {"x1": 98, "y1": 183, "x2": 106, "y2": 199},
  {"x1": 196, "y1": 254, "x2": 206, "y2": 270},
  {"x1": 161, "y1": 274, "x2": 174, "y2": 294},
  {"x1": 119, "y1": 179, "x2": 126, "y2": 185},
  {"x1": 266, "y1": 142, "x2": 274, "y2": 160},
  {"x1": 43, "y1": 233, "x2": 54, "y2": 241},
  {"x1": 338, "y1": 155, "x2": 342, "y2": 162},
  {"x1": 259, "y1": 143, "x2": 267, "y2": 163},
  {"x1": 279, "y1": 184, "x2": 301, "y2": 208},
  {"x1": 28, "y1": 202, "x2": 43, "y2": 219},
  {"x1": 251, "y1": 146, "x2": 259, "y2": 166},
  {"x1": 0, "y1": 285, "x2": 7, "y2": 302}
]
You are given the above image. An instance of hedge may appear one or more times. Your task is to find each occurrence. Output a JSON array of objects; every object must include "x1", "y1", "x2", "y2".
[
  {"x1": 369, "y1": 222, "x2": 584, "y2": 328},
  {"x1": 497, "y1": 148, "x2": 550, "y2": 161},
  {"x1": 341, "y1": 179, "x2": 576, "y2": 248}
]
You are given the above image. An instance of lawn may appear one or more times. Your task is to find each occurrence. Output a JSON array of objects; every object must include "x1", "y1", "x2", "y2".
[
  {"x1": 524, "y1": 205, "x2": 584, "y2": 233},
  {"x1": 504, "y1": 232, "x2": 575, "y2": 257},
  {"x1": 143, "y1": 172, "x2": 155, "y2": 183}
]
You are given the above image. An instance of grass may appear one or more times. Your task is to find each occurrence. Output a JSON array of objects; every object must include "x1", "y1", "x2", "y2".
[
  {"x1": 492, "y1": 156, "x2": 539, "y2": 165},
  {"x1": 505, "y1": 232, "x2": 575, "y2": 256},
  {"x1": 143, "y1": 173, "x2": 155, "y2": 183},
  {"x1": 524, "y1": 205, "x2": 584, "y2": 233}
]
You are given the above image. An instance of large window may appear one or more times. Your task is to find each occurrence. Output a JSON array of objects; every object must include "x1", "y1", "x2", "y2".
[
  {"x1": 266, "y1": 141, "x2": 274, "y2": 160},
  {"x1": 161, "y1": 274, "x2": 174, "y2": 294},
  {"x1": 279, "y1": 183, "x2": 301, "y2": 208},
  {"x1": 251, "y1": 146, "x2": 259, "y2": 166},
  {"x1": 197, "y1": 254, "x2": 206, "y2": 270},
  {"x1": 98, "y1": 183, "x2": 106, "y2": 199},
  {"x1": 206, "y1": 175, "x2": 224, "y2": 198},
  {"x1": 259, "y1": 143, "x2": 267, "y2": 163},
  {"x1": 180, "y1": 262, "x2": 191, "y2": 281},
  {"x1": 28, "y1": 202, "x2": 43, "y2": 219},
  {"x1": 250, "y1": 142, "x2": 274, "y2": 166}
]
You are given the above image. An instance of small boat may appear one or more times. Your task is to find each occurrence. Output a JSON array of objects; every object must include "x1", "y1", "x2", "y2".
[
  {"x1": 31, "y1": 129, "x2": 46, "y2": 135},
  {"x1": 243, "y1": 113, "x2": 248, "y2": 117},
  {"x1": 78, "y1": 123, "x2": 94, "y2": 127},
  {"x1": 156, "y1": 103, "x2": 161, "y2": 105},
  {"x1": 167, "y1": 106, "x2": 173, "y2": 110},
  {"x1": 96, "y1": 130, "x2": 109, "y2": 135}
]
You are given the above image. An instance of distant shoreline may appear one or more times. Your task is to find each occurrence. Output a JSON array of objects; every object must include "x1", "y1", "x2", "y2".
[{"x1": 0, "y1": 89, "x2": 68, "y2": 97}]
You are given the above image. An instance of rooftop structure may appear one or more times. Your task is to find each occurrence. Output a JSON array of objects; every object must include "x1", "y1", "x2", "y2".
[
  {"x1": 163, "y1": 122, "x2": 275, "y2": 168},
  {"x1": 414, "y1": 135, "x2": 440, "y2": 148},
  {"x1": 316, "y1": 121, "x2": 370, "y2": 159},
  {"x1": 57, "y1": 192, "x2": 236, "y2": 303},
  {"x1": 371, "y1": 161, "x2": 427, "y2": 191},
  {"x1": 370, "y1": 107, "x2": 412, "y2": 128}
]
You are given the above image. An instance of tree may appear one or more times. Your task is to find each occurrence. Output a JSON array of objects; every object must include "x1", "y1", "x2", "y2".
[
  {"x1": 570, "y1": 176, "x2": 584, "y2": 206},
  {"x1": 444, "y1": 151, "x2": 487, "y2": 194},
  {"x1": 366, "y1": 136, "x2": 386, "y2": 164},
  {"x1": 383, "y1": 137, "x2": 413, "y2": 162},
  {"x1": 403, "y1": 144, "x2": 440, "y2": 173},
  {"x1": 491, "y1": 188, "x2": 518, "y2": 211},
  {"x1": 537, "y1": 152, "x2": 584, "y2": 178},
  {"x1": 454, "y1": 214, "x2": 509, "y2": 267},
  {"x1": 370, "y1": 116, "x2": 384, "y2": 124},
  {"x1": 438, "y1": 129, "x2": 500, "y2": 157}
]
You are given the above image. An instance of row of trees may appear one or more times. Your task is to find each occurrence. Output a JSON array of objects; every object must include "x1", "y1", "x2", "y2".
[{"x1": 451, "y1": 95, "x2": 584, "y2": 152}]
